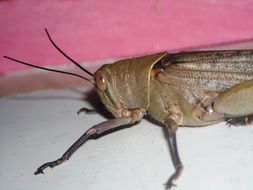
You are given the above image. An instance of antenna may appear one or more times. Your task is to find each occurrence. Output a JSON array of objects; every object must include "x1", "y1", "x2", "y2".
[
  {"x1": 3, "y1": 56, "x2": 95, "y2": 84},
  {"x1": 45, "y1": 28, "x2": 93, "y2": 76}
]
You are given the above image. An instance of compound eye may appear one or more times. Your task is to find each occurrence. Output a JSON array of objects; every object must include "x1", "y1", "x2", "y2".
[{"x1": 95, "y1": 70, "x2": 107, "y2": 91}]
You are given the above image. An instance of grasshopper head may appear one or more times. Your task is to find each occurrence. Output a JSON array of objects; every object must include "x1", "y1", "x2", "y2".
[
  {"x1": 94, "y1": 52, "x2": 168, "y2": 118},
  {"x1": 94, "y1": 65, "x2": 124, "y2": 118}
]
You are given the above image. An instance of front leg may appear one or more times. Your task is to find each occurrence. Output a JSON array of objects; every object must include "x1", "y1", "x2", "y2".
[
  {"x1": 34, "y1": 117, "x2": 133, "y2": 175},
  {"x1": 34, "y1": 108, "x2": 145, "y2": 175},
  {"x1": 164, "y1": 118, "x2": 183, "y2": 189}
]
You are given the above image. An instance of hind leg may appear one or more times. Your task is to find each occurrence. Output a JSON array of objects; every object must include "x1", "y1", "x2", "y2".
[{"x1": 213, "y1": 80, "x2": 253, "y2": 117}]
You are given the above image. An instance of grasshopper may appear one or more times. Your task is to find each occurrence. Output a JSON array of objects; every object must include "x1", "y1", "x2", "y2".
[{"x1": 3, "y1": 29, "x2": 253, "y2": 189}]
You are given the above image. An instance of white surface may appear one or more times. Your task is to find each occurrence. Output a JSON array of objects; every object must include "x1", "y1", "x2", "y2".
[{"x1": 0, "y1": 88, "x2": 253, "y2": 190}]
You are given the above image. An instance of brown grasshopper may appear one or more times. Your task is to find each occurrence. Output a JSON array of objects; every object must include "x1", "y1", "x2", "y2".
[{"x1": 3, "y1": 29, "x2": 253, "y2": 189}]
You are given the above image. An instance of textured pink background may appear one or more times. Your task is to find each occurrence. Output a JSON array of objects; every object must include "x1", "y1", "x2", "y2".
[{"x1": 1, "y1": 0, "x2": 253, "y2": 74}]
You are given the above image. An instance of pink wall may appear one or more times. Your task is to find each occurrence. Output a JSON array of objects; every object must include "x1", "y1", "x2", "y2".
[{"x1": 1, "y1": 0, "x2": 253, "y2": 74}]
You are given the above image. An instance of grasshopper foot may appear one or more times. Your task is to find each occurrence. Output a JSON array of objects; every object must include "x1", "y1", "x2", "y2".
[
  {"x1": 226, "y1": 115, "x2": 253, "y2": 127},
  {"x1": 34, "y1": 154, "x2": 69, "y2": 175},
  {"x1": 165, "y1": 165, "x2": 183, "y2": 189},
  {"x1": 77, "y1": 107, "x2": 96, "y2": 115},
  {"x1": 34, "y1": 168, "x2": 44, "y2": 175}
]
